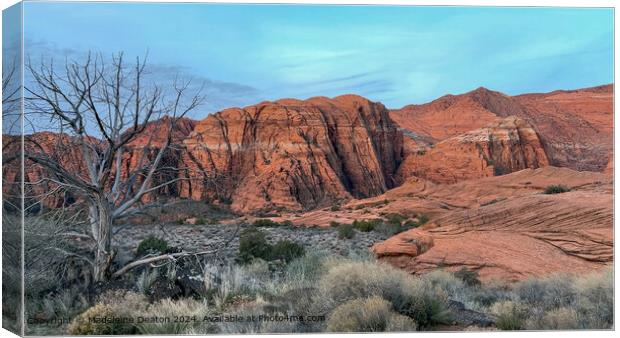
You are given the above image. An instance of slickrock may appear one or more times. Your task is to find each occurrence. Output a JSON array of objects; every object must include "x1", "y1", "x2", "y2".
[
  {"x1": 396, "y1": 116, "x2": 549, "y2": 184},
  {"x1": 369, "y1": 167, "x2": 613, "y2": 282},
  {"x1": 179, "y1": 95, "x2": 403, "y2": 213}
]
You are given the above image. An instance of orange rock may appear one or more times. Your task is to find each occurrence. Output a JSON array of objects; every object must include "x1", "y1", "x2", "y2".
[
  {"x1": 391, "y1": 84, "x2": 613, "y2": 173},
  {"x1": 369, "y1": 167, "x2": 613, "y2": 282},
  {"x1": 396, "y1": 117, "x2": 549, "y2": 184},
  {"x1": 372, "y1": 228, "x2": 434, "y2": 257},
  {"x1": 180, "y1": 95, "x2": 404, "y2": 213}
]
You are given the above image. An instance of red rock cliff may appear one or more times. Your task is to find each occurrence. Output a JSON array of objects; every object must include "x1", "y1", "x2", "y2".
[{"x1": 179, "y1": 95, "x2": 404, "y2": 213}]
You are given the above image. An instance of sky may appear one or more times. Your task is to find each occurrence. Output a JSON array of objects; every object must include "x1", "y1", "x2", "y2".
[{"x1": 15, "y1": 2, "x2": 615, "y2": 117}]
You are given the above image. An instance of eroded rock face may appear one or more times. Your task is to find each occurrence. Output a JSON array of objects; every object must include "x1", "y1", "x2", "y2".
[
  {"x1": 391, "y1": 84, "x2": 613, "y2": 173},
  {"x1": 396, "y1": 117, "x2": 549, "y2": 184},
  {"x1": 179, "y1": 95, "x2": 404, "y2": 213}
]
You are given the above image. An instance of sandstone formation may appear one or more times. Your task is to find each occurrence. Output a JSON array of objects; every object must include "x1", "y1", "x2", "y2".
[
  {"x1": 275, "y1": 166, "x2": 612, "y2": 281},
  {"x1": 396, "y1": 116, "x2": 549, "y2": 184},
  {"x1": 4, "y1": 84, "x2": 612, "y2": 217},
  {"x1": 179, "y1": 95, "x2": 403, "y2": 213},
  {"x1": 370, "y1": 167, "x2": 613, "y2": 282},
  {"x1": 391, "y1": 84, "x2": 613, "y2": 173}
]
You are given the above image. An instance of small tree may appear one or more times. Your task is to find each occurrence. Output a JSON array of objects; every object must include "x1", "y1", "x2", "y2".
[{"x1": 23, "y1": 52, "x2": 203, "y2": 281}]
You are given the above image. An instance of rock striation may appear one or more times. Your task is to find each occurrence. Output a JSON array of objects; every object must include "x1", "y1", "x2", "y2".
[
  {"x1": 396, "y1": 116, "x2": 549, "y2": 184},
  {"x1": 391, "y1": 84, "x2": 613, "y2": 173},
  {"x1": 369, "y1": 167, "x2": 613, "y2": 282},
  {"x1": 179, "y1": 95, "x2": 404, "y2": 213}
]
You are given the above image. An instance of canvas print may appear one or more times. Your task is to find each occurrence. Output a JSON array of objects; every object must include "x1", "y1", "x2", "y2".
[{"x1": 1, "y1": 1, "x2": 614, "y2": 335}]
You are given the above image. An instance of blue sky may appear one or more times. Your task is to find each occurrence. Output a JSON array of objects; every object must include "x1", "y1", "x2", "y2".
[{"x1": 20, "y1": 2, "x2": 614, "y2": 116}]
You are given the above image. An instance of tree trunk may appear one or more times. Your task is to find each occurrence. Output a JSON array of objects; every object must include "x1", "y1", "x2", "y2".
[{"x1": 89, "y1": 197, "x2": 114, "y2": 282}]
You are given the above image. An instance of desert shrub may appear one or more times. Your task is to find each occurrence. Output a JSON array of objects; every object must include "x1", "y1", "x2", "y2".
[
  {"x1": 281, "y1": 220, "x2": 294, "y2": 227},
  {"x1": 375, "y1": 222, "x2": 409, "y2": 236},
  {"x1": 202, "y1": 263, "x2": 263, "y2": 309},
  {"x1": 417, "y1": 214, "x2": 430, "y2": 225},
  {"x1": 269, "y1": 240, "x2": 305, "y2": 263},
  {"x1": 514, "y1": 275, "x2": 575, "y2": 309},
  {"x1": 329, "y1": 221, "x2": 341, "y2": 228},
  {"x1": 454, "y1": 267, "x2": 481, "y2": 287},
  {"x1": 403, "y1": 219, "x2": 419, "y2": 228},
  {"x1": 527, "y1": 307, "x2": 580, "y2": 330},
  {"x1": 67, "y1": 304, "x2": 133, "y2": 335},
  {"x1": 137, "y1": 298, "x2": 210, "y2": 334},
  {"x1": 572, "y1": 267, "x2": 613, "y2": 329},
  {"x1": 544, "y1": 184, "x2": 570, "y2": 194},
  {"x1": 319, "y1": 260, "x2": 451, "y2": 329},
  {"x1": 253, "y1": 219, "x2": 281, "y2": 227},
  {"x1": 195, "y1": 217, "x2": 207, "y2": 225},
  {"x1": 395, "y1": 293, "x2": 452, "y2": 329},
  {"x1": 352, "y1": 219, "x2": 382, "y2": 232},
  {"x1": 468, "y1": 282, "x2": 511, "y2": 308},
  {"x1": 491, "y1": 300, "x2": 527, "y2": 330},
  {"x1": 284, "y1": 251, "x2": 330, "y2": 286},
  {"x1": 327, "y1": 296, "x2": 416, "y2": 332},
  {"x1": 385, "y1": 213, "x2": 407, "y2": 226},
  {"x1": 137, "y1": 236, "x2": 169, "y2": 256},
  {"x1": 330, "y1": 204, "x2": 341, "y2": 211},
  {"x1": 67, "y1": 291, "x2": 148, "y2": 335},
  {"x1": 421, "y1": 270, "x2": 465, "y2": 299},
  {"x1": 337, "y1": 223, "x2": 355, "y2": 239},
  {"x1": 136, "y1": 268, "x2": 159, "y2": 295},
  {"x1": 237, "y1": 227, "x2": 271, "y2": 264}
]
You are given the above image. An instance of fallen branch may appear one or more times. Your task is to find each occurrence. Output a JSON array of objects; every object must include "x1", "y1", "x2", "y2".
[
  {"x1": 111, "y1": 249, "x2": 218, "y2": 278},
  {"x1": 112, "y1": 223, "x2": 241, "y2": 278}
]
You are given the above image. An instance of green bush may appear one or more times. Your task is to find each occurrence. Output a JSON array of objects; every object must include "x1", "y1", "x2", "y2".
[
  {"x1": 195, "y1": 217, "x2": 207, "y2": 225},
  {"x1": 544, "y1": 185, "x2": 570, "y2": 194},
  {"x1": 238, "y1": 227, "x2": 305, "y2": 264},
  {"x1": 417, "y1": 214, "x2": 430, "y2": 225},
  {"x1": 269, "y1": 240, "x2": 305, "y2": 263},
  {"x1": 338, "y1": 223, "x2": 355, "y2": 239},
  {"x1": 352, "y1": 219, "x2": 382, "y2": 232},
  {"x1": 376, "y1": 222, "x2": 410, "y2": 236},
  {"x1": 403, "y1": 219, "x2": 419, "y2": 228},
  {"x1": 454, "y1": 267, "x2": 481, "y2": 287},
  {"x1": 385, "y1": 213, "x2": 407, "y2": 226},
  {"x1": 253, "y1": 219, "x2": 282, "y2": 227},
  {"x1": 281, "y1": 220, "x2": 294, "y2": 227},
  {"x1": 327, "y1": 296, "x2": 416, "y2": 332},
  {"x1": 319, "y1": 261, "x2": 451, "y2": 330},
  {"x1": 137, "y1": 236, "x2": 169, "y2": 256},
  {"x1": 329, "y1": 221, "x2": 342, "y2": 228},
  {"x1": 491, "y1": 301, "x2": 527, "y2": 330},
  {"x1": 330, "y1": 204, "x2": 341, "y2": 212},
  {"x1": 237, "y1": 227, "x2": 271, "y2": 263}
]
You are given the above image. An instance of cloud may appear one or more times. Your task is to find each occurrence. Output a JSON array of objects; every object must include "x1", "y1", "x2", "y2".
[{"x1": 23, "y1": 40, "x2": 262, "y2": 118}]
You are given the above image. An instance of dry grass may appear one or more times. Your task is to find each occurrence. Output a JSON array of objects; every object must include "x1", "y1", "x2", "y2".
[{"x1": 327, "y1": 296, "x2": 416, "y2": 332}]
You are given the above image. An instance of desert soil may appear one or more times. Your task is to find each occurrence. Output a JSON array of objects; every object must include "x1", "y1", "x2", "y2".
[{"x1": 112, "y1": 223, "x2": 388, "y2": 265}]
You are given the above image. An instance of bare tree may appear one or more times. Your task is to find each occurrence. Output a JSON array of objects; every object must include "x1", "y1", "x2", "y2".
[
  {"x1": 3, "y1": 60, "x2": 20, "y2": 115},
  {"x1": 24, "y1": 52, "x2": 202, "y2": 281}
]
